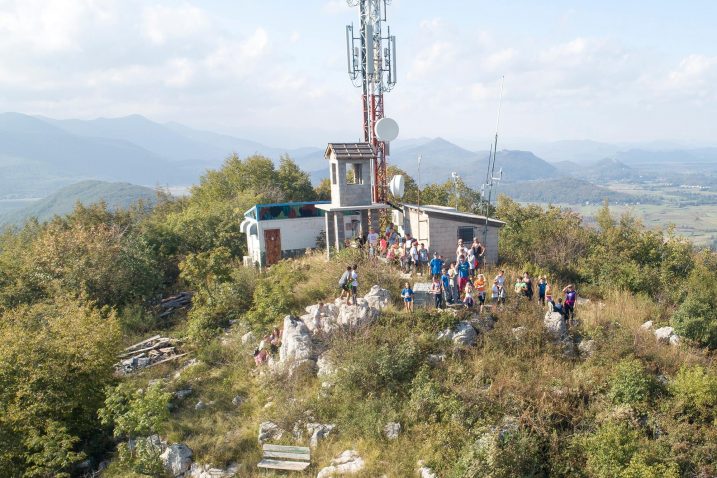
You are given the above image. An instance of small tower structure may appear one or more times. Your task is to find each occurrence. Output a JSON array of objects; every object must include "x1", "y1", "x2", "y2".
[{"x1": 317, "y1": 143, "x2": 389, "y2": 257}]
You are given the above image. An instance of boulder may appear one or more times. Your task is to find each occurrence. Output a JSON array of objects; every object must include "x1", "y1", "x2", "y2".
[
  {"x1": 316, "y1": 354, "x2": 336, "y2": 378},
  {"x1": 363, "y1": 285, "x2": 391, "y2": 311},
  {"x1": 469, "y1": 314, "x2": 496, "y2": 333},
  {"x1": 189, "y1": 462, "x2": 239, "y2": 478},
  {"x1": 544, "y1": 312, "x2": 567, "y2": 339},
  {"x1": 383, "y1": 422, "x2": 401, "y2": 440},
  {"x1": 640, "y1": 320, "x2": 653, "y2": 331},
  {"x1": 279, "y1": 315, "x2": 313, "y2": 363},
  {"x1": 336, "y1": 298, "x2": 378, "y2": 330},
  {"x1": 418, "y1": 466, "x2": 438, "y2": 478},
  {"x1": 194, "y1": 400, "x2": 206, "y2": 411},
  {"x1": 232, "y1": 395, "x2": 244, "y2": 407},
  {"x1": 654, "y1": 326, "x2": 675, "y2": 344},
  {"x1": 174, "y1": 389, "x2": 192, "y2": 400},
  {"x1": 427, "y1": 354, "x2": 446, "y2": 366},
  {"x1": 511, "y1": 326, "x2": 528, "y2": 340},
  {"x1": 160, "y1": 443, "x2": 193, "y2": 477},
  {"x1": 578, "y1": 339, "x2": 596, "y2": 357},
  {"x1": 669, "y1": 334, "x2": 681, "y2": 346},
  {"x1": 241, "y1": 332, "x2": 254, "y2": 344},
  {"x1": 258, "y1": 421, "x2": 284, "y2": 444},
  {"x1": 438, "y1": 321, "x2": 478, "y2": 346},
  {"x1": 303, "y1": 303, "x2": 340, "y2": 334},
  {"x1": 307, "y1": 423, "x2": 336, "y2": 448},
  {"x1": 316, "y1": 450, "x2": 365, "y2": 478}
]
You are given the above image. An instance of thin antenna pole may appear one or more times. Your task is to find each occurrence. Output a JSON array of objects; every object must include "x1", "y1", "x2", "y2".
[
  {"x1": 417, "y1": 154, "x2": 422, "y2": 241},
  {"x1": 483, "y1": 76, "x2": 505, "y2": 249}
]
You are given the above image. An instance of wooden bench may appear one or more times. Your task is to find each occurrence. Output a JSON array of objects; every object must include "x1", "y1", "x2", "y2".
[{"x1": 258, "y1": 444, "x2": 311, "y2": 472}]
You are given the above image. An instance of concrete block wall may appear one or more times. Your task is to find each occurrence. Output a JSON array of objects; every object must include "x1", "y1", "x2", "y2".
[
  {"x1": 330, "y1": 160, "x2": 373, "y2": 207},
  {"x1": 427, "y1": 216, "x2": 500, "y2": 265}
]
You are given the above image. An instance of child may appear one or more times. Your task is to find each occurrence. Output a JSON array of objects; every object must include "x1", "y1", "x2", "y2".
[
  {"x1": 538, "y1": 275, "x2": 547, "y2": 306},
  {"x1": 545, "y1": 280, "x2": 553, "y2": 304},
  {"x1": 463, "y1": 283, "x2": 475, "y2": 309},
  {"x1": 401, "y1": 282, "x2": 414, "y2": 312},
  {"x1": 441, "y1": 268, "x2": 452, "y2": 304},
  {"x1": 475, "y1": 273, "x2": 487, "y2": 313},
  {"x1": 430, "y1": 276, "x2": 443, "y2": 309},
  {"x1": 448, "y1": 262, "x2": 458, "y2": 302},
  {"x1": 350, "y1": 265, "x2": 358, "y2": 305},
  {"x1": 563, "y1": 284, "x2": 577, "y2": 324},
  {"x1": 339, "y1": 266, "x2": 351, "y2": 301}
]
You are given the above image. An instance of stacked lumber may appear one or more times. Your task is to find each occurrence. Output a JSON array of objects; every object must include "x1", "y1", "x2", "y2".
[
  {"x1": 158, "y1": 291, "x2": 193, "y2": 319},
  {"x1": 115, "y1": 335, "x2": 187, "y2": 374}
]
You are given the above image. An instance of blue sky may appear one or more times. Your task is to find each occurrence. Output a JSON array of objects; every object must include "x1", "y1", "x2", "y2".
[{"x1": 0, "y1": 0, "x2": 715, "y2": 148}]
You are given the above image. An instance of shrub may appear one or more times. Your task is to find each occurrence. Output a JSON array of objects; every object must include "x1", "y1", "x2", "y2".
[
  {"x1": 620, "y1": 453, "x2": 679, "y2": 478},
  {"x1": 669, "y1": 365, "x2": 717, "y2": 422},
  {"x1": 583, "y1": 422, "x2": 641, "y2": 478},
  {"x1": 672, "y1": 297, "x2": 717, "y2": 349},
  {"x1": 609, "y1": 359, "x2": 654, "y2": 407}
]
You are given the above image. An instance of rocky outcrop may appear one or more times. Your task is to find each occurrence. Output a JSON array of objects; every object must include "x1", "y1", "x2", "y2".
[
  {"x1": 302, "y1": 286, "x2": 388, "y2": 335},
  {"x1": 363, "y1": 285, "x2": 391, "y2": 311},
  {"x1": 544, "y1": 312, "x2": 567, "y2": 339},
  {"x1": 641, "y1": 320, "x2": 653, "y2": 331},
  {"x1": 258, "y1": 421, "x2": 284, "y2": 444},
  {"x1": 383, "y1": 422, "x2": 401, "y2": 440},
  {"x1": 578, "y1": 339, "x2": 596, "y2": 357},
  {"x1": 316, "y1": 450, "x2": 365, "y2": 478},
  {"x1": 438, "y1": 321, "x2": 478, "y2": 346},
  {"x1": 418, "y1": 466, "x2": 438, "y2": 478},
  {"x1": 279, "y1": 315, "x2": 313, "y2": 364},
  {"x1": 307, "y1": 423, "x2": 336, "y2": 448},
  {"x1": 160, "y1": 443, "x2": 193, "y2": 477},
  {"x1": 654, "y1": 326, "x2": 681, "y2": 346},
  {"x1": 189, "y1": 462, "x2": 238, "y2": 478}
]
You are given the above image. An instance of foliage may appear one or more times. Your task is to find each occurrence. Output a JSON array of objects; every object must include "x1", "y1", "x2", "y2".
[
  {"x1": 609, "y1": 359, "x2": 655, "y2": 408},
  {"x1": 0, "y1": 299, "x2": 120, "y2": 476},
  {"x1": 583, "y1": 422, "x2": 641, "y2": 478},
  {"x1": 668, "y1": 365, "x2": 717, "y2": 423},
  {"x1": 671, "y1": 251, "x2": 717, "y2": 348},
  {"x1": 245, "y1": 261, "x2": 307, "y2": 330}
]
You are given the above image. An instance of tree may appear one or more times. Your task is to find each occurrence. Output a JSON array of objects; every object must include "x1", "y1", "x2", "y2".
[
  {"x1": 277, "y1": 155, "x2": 316, "y2": 202},
  {"x1": 315, "y1": 178, "x2": 331, "y2": 201}
]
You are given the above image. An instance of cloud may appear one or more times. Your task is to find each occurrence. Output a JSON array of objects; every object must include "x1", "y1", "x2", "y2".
[{"x1": 142, "y1": 3, "x2": 210, "y2": 45}]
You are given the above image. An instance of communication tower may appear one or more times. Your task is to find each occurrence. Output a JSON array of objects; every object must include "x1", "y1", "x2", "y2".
[{"x1": 345, "y1": 0, "x2": 398, "y2": 204}]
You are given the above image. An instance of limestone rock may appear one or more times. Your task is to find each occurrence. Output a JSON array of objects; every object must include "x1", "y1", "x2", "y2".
[
  {"x1": 195, "y1": 400, "x2": 206, "y2": 411},
  {"x1": 544, "y1": 312, "x2": 567, "y2": 339},
  {"x1": 512, "y1": 326, "x2": 527, "y2": 340},
  {"x1": 241, "y1": 332, "x2": 254, "y2": 344},
  {"x1": 363, "y1": 285, "x2": 391, "y2": 311},
  {"x1": 383, "y1": 422, "x2": 401, "y2": 440},
  {"x1": 316, "y1": 450, "x2": 365, "y2": 478},
  {"x1": 189, "y1": 462, "x2": 239, "y2": 478},
  {"x1": 669, "y1": 334, "x2": 681, "y2": 346},
  {"x1": 418, "y1": 466, "x2": 438, "y2": 478},
  {"x1": 640, "y1": 320, "x2": 653, "y2": 330},
  {"x1": 279, "y1": 315, "x2": 313, "y2": 363},
  {"x1": 316, "y1": 354, "x2": 336, "y2": 378},
  {"x1": 307, "y1": 423, "x2": 336, "y2": 448},
  {"x1": 427, "y1": 354, "x2": 446, "y2": 366},
  {"x1": 337, "y1": 298, "x2": 378, "y2": 330},
  {"x1": 174, "y1": 389, "x2": 192, "y2": 400},
  {"x1": 160, "y1": 443, "x2": 193, "y2": 477},
  {"x1": 654, "y1": 326, "x2": 675, "y2": 344},
  {"x1": 258, "y1": 421, "x2": 284, "y2": 444},
  {"x1": 232, "y1": 395, "x2": 244, "y2": 407},
  {"x1": 469, "y1": 314, "x2": 496, "y2": 333},
  {"x1": 578, "y1": 339, "x2": 596, "y2": 357},
  {"x1": 304, "y1": 303, "x2": 340, "y2": 334},
  {"x1": 438, "y1": 321, "x2": 478, "y2": 346}
]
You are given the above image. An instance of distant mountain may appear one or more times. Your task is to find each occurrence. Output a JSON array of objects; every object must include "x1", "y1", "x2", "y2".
[
  {"x1": 497, "y1": 178, "x2": 654, "y2": 205},
  {"x1": 0, "y1": 180, "x2": 157, "y2": 226},
  {"x1": 580, "y1": 157, "x2": 641, "y2": 182},
  {"x1": 528, "y1": 140, "x2": 621, "y2": 164}
]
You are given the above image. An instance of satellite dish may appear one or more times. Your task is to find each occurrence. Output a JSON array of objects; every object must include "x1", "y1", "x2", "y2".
[
  {"x1": 389, "y1": 174, "x2": 405, "y2": 198},
  {"x1": 375, "y1": 117, "x2": 399, "y2": 142}
]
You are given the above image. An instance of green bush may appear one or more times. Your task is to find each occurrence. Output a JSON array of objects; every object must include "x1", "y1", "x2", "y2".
[
  {"x1": 620, "y1": 453, "x2": 679, "y2": 478},
  {"x1": 669, "y1": 365, "x2": 717, "y2": 422},
  {"x1": 672, "y1": 297, "x2": 717, "y2": 349},
  {"x1": 583, "y1": 422, "x2": 641, "y2": 478},
  {"x1": 609, "y1": 359, "x2": 654, "y2": 407}
]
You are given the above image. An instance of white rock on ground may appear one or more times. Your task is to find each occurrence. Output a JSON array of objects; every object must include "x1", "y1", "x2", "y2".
[
  {"x1": 419, "y1": 466, "x2": 438, "y2": 478},
  {"x1": 544, "y1": 312, "x2": 567, "y2": 339},
  {"x1": 363, "y1": 285, "x2": 391, "y2": 311},
  {"x1": 336, "y1": 298, "x2": 378, "y2": 330},
  {"x1": 578, "y1": 339, "x2": 596, "y2": 357},
  {"x1": 160, "y1": 443, "x2": 193, "y2": 477},
  {"x1": 512, "y1": 326, "x2": 528, "y2": 340},
  {"x1": 194, "y1": 400, "x2": 206, "y2": 411},
  {"x1": 669, "y1": 334, "x2": 681, "y2": 346},
  {"x1": 231, "y1": 395, "x2": 244, "y2": 406},
  {"x1": 241, "y1": 332, "x2": 254, "y2": 344},
  {"x1": 258, "y1": 421, "x2": 284, "y2": 444},
  {"x1": 438, "y1": 321, "x2": 478, "y2": 346},
  {"x1": 654, "y1": 326, "x2": 675, "y2": 344},
  {"x1": 189, "y1": 462, "x2": 239, "y2": 478},
  {"x1": 383, "y1": 422, "x2": 401, "y2": 440},
  {"x1": 307, "y1": 423, "x2": 336, "y2": 448},
  {"x1": 641, "y1": 320, "x2": 653, "y2": 330},
  {"x1": 279, "y1": 315, "x2": 313, "y2": 363},
  {"x1": 174, "y1": 389, "x2": 192, "y2": 400},
  {"x1": 316, "y1": 450, "x2": 365, "y2": 478}
]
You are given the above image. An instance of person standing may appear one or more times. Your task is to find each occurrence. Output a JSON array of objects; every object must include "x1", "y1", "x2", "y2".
[
  {"x1": 467, "y1": 248, "x2": 477, "y2": 278},
  {"x1": 430, "y1": 276, "x2": 443, "y2": 309},
  {"x1": 448, "y1": 262, "x2": 458, "y2": 303},
  {"x1": 456, "y1": 255, "x2": 470, "y2": 295},
  {"x1": 456, "y1": 239, "x2": 468, "y2": 263},
  {"x1": 475, "y1": 273, "x2": 487, "y2": 314},
  {"x1": 523, "y1": 272, "x2": 534, "y2": 301},
  {"x1": 401, "y1": 282, "x2": 414, "y2": 312},
  {"x1": 441, "y1": 267, "x2": 453, "y2": 305},
  {"x1": 349, "y1": 265, "x2": 359, "y2": 305},
  {"x1": 563, "y1": 284, "x2": 577, "y2": 324},
  {"x1": 545, "y1": 280, "x2": 553, "y2": 304},
  {"x1": 429, "y1": 252, "x2": 444, "y2": 279},
  {"x1": 538, "y1": 276, "x2": 548, "y2": 306},
  {"x1": 339, "y1": 266, "x2": 352, "y2": 301},
  {"x1": 418, "y1": 243, "x2": 429, "y2": 275},
  {"x1": 367, "y1": 227, "x2": 379, "y2": 258},
  {"x1": 409, "y1": 241, "x2": 419, "y2": 274}
]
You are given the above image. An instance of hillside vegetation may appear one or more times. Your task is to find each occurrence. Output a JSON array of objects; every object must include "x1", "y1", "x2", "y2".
[{"x1": 0, "y1": 154, "x2": 716, "y2": 477}]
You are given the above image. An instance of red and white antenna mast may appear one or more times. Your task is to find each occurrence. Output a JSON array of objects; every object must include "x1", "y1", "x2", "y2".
[{"x1": 346, "y1": 0, "x2": 397, "y2": 204}]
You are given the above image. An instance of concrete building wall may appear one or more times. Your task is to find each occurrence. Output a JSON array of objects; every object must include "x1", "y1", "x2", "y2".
[
  {"x1": 248, "y1": 216, "x2": 326, "y2": 266},
  {"x1": 329, "y1": 158, "x2": 373, "y2": 207},
  {"x1": 426, "y1": 215, "x2": 501, "y2": 266}
]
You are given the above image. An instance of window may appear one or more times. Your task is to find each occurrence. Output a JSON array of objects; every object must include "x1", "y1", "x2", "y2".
[
  {"x1": 331, "y1": 163, "x2": 337, "y2": 185},
  {"x1": 346, "y1": 163, "x2": 363, "y2": 185},
  {"x1": 457, "y1": 226, "x2": 474, "y2": 243}
]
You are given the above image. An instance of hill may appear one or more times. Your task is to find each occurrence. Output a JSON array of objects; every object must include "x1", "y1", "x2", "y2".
[
  {"x1": 0, "y1": 180, "x2": 158, "y2": 226},
  {"x1": 497, "y1": 178, "x2": 652, "y2": 205}
]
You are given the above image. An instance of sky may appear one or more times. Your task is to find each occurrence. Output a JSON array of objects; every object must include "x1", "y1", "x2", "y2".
[{"x1": 0, "y1": 0, "x2": 715, "y2": 148}]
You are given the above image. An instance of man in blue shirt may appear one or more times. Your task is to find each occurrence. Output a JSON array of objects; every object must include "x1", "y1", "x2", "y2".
[
  {"x1": 457, "y1": 255, "x2": 470, "y2": 294},
  {"x1": 429, "y1": 252, "x2": 443, "y2": 279}
]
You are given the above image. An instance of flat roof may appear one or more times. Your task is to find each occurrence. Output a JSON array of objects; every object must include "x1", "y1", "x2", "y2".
[
  {"x1": 316, "y1": 203, "x2": 391, "y2": 212},
  {"x1": 324, "y1": 143, "x2": 375, "y2": 161},
  {"x1": 244, "y1": 201, "x2": 330, "y2": 220},
  {"x1": 402, "y1": 203, "x2": 506, "y2": 227}
]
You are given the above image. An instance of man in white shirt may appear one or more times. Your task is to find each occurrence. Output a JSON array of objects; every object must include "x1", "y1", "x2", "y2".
[
  {"x1": 366, "y1": 227, "x2": 379, "y2": 257},
  {"x1": 456, "y1": 239, "x2": 468, "y2": 262}
]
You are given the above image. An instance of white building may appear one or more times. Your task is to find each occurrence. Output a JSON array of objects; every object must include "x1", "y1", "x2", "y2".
[{"x1": 240, "y1": 201, "x2": 360, "y2": 268}]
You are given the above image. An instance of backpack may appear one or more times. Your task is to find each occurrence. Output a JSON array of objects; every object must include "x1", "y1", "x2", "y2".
[{"x1": 339, "y1": 272, "x2": 348, "y2": 286}]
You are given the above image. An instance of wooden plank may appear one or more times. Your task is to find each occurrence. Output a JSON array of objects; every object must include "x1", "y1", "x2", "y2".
[
  {"x1": 124, "y1": 335, "x2": 161, "y2": 352},
  {"x1": 257, "y1": 459, "x2": 310, "y2": 471},
  {"x1": 262, "y1": 450, "x2": 311, "y2": 461},
  {"x1": 118, "y1": 339, "x2": 172, "y2": 358},
  {"x1": 263, "y1": 444, "x2": 311, "y2": 455},
  {"x1": 147, "y1": 353, "x2": 188, "y2": 368}
]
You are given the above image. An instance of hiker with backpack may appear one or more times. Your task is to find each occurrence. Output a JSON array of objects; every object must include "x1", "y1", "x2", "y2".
[{"x1": 338, "y1": 266, "x2": 352, "y2": 302}]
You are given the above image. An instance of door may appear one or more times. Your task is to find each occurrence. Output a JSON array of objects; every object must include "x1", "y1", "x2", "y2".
[{"x1": 264, "y1": 229, "x2": 282, "y2": 266}]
